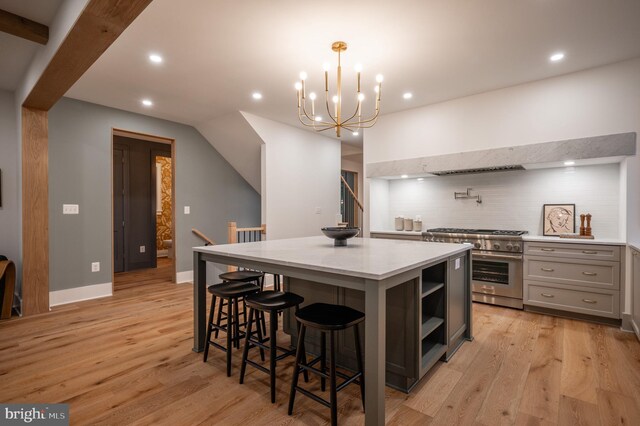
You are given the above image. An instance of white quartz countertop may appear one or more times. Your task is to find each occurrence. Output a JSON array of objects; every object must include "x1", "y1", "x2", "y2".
[
  {"x1": 523, "y1": 235, "x2": 627, "y2": 246},
  {"x1": 194, "y1": 236, "x2": 469, "y2": 280},
  {"x1": 370, "y1": 230, "x2": 424, "y2": 235}
]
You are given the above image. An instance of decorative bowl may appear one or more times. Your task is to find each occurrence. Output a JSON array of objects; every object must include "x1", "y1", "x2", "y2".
[{"x1": 321, "y1": 227, "x2": 360, "y2": 246}]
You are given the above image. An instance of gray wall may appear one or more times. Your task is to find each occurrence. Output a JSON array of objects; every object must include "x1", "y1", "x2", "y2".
[
  {"x1": 0, "y1": 90, "x2": 20, "y2": 290},
  {"x1": 48, "y1": 97, "x2": 260, "y2": 291}
]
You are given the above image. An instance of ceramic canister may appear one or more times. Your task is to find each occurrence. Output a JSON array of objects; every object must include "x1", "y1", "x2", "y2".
[
  {"x1": 404, "y1": 218, "x2": 414, "y2": 231},
  {"x1": 394, "y1": 216, "x2": 404, "y2": 231}
]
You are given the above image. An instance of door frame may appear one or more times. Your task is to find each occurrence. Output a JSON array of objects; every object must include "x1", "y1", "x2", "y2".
[
  {"x1": 113, "y1": 142, "x2": 130, "y2": 272},
  {"x1": 111, "y1": 128, "x2": 177, "y2": 290}
]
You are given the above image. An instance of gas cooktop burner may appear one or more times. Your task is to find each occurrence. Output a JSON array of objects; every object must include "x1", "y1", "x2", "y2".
[{"x1": 426, "y1": 228, "x2": 528, "y2": 236}]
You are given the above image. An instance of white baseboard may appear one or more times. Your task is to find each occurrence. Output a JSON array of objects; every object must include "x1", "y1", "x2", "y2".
[
  {"x1": 49, "y1": 282, "x2": 113, "y2": 307},
  {"x1": 632, "y1": 318, "x2": 640, "y2": 342},
  {"x1": 176, "y1": 270, "x2": 193, "y2": 284},
  {"x1": 621, "y1": 313, "x2": 633, "y2": 332}
]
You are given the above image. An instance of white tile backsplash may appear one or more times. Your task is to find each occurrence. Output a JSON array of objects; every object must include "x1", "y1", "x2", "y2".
[{"x1": 381, "y1": 164, "x2": 620, "y2": 238}]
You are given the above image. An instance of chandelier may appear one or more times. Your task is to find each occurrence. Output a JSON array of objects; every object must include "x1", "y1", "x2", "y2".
[{"x1": 295, "y1": 41, "x2": 383, "y2": 138}]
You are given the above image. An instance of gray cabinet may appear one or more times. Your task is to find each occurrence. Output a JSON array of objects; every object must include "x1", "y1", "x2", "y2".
[
  {"x1": 283, "y1": 250, "x2": 471, "y2": 393},
  {"x1": 523, "y1": 241, "x2": 621, "y2": 320}
]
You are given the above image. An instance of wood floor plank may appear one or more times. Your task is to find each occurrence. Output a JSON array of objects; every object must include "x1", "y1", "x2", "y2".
[
  {"x1": 475, "y1": 312, "x2": 540, "y2": 426},
  {"x1": 560, "y1": 319, "x2": 598, "y2": 404},
  {"x1": 517, "y1": 315, "x2": 564, "y2": 424},
  {"x1": 557, "y1": 395, "x2": 600, "y2": 426},
  {"x1": 387, "y1": 405, "x2": 433, "y2": 425},
  {"x1": 596, "y1": 388, "x2": 640, "y2": 426},
  {"x1": 403, "y1": 364, "x2": 463, "y2": 417}
]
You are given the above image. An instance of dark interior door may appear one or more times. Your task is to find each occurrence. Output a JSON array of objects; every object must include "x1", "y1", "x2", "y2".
[{"x1": 113, "y1": 146, "x2": 128, "y2": 273}]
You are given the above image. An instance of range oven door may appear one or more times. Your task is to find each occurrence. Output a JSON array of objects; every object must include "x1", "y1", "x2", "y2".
[{"x1": 471, "y1": 251, "x2": 523, "y2": 299}]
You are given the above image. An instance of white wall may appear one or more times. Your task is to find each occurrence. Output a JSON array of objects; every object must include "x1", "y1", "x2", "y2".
[
  {"x1": 244, "y1": 113, "x2": 341, "y2": 240},
  {"x1": 0, "y1": 90, "x2": 19, "y2": 278},
  {"x1": 365, "y1": 58, "x2": 640, "y2": 164},
  {"x1": 375, "y1": 164, "x2": 620, "y2": 238}
]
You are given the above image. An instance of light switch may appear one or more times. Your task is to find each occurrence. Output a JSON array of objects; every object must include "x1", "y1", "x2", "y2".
[
  {"x1": 63, "y1": 204, "x2": 79, "y2": 214},
  {"x1": 91, "y1": 262, "x2": 100, "y2": 272},
  {"x1": 184, "y1": 206, "x2": 190, "y2": 214},
  {"x1": 455, "y1": 258, "x2": 460, "y2": 270},
  {"x1": 140, "y1": 245, "x2": 146, "y2": 253},
  {"x1": 315, "y1": 207, "x2": 322, "y2": 214}
]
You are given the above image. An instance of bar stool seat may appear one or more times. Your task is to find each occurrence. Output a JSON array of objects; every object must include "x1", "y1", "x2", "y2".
[
  {"x1": 246, "y1": 291, "x2": 303, "y2": 311},
  {"x1": 219, "y1": 270, "x2": 264, "y2": 283},
  {"x1": 294, "y1": 303, "x2": 364, "y2": 330},
  {"x1": 239, "y1": 291, "x2": 306, "y2": 403},
  {"x1": 288, "y1": 303, "x2": 365, "y2": 426},
  {"x1": 203, "y1": 282, "x2": 260, "y2": 377}
]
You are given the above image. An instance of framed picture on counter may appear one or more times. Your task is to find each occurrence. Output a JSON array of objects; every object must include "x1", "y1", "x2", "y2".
[{"x1": 543, "y1": 203, "x2": 575, "y2": 236}]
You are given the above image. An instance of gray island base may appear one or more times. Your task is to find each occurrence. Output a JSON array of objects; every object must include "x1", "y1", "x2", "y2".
[{"x1": 193, "y1": 236, "x2": 473, "y2": 425}]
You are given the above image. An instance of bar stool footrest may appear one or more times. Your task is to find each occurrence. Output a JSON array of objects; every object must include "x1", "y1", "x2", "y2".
[{"x1": 295, "y1": 386, "x2": 331, "y2": 408}]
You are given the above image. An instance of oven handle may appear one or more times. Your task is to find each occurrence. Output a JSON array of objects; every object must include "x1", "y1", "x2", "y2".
[{"x1": 473, "y1": 252, "x2": 523, "y2": 261}]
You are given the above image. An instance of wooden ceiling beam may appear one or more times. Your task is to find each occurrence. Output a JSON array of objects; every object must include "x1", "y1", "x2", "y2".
[
  {"x1": 22, "y1": 0, "x2": 153, "y2": 110},
  {"x1": 0, "y1": 9, "x2": 49, "y2": 45}
]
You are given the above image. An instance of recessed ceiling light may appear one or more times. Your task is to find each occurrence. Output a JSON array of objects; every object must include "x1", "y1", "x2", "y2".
[
  {"x1": 403, "y1": 92, "x2": 413, "y2": 99},
  {"x1": 353, "y1": 132, "x2": 359, "y2": 136},
  {"x1": 252, "y1": 92, "x2": 262, "y2": 100},
  {"x1": 550, "y1": 52, "x2": 565, "y2": 62},
  {"x1": 564, "y1": 160, "x2": 575, "y2": 166},
  {"x1": 149, "y1": 54, "x2": 163, "y2": 64},
  {"x1": 401, "y1": 174, "x2": 408, "y2": 179},
  {"x1": 141, "y1": 99, "x2": 153, "y2": 107},
  {"x1": 417, "y1": 177, "x2": 424, "y2": 181}
]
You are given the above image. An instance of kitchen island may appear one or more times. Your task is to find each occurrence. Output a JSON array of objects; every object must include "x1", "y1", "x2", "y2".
[{"x1": 193, "y1": 236, "x2": 472, "y2": 425}]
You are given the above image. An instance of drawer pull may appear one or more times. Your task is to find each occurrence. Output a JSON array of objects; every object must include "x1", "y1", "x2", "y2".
[
  {"x1": 540, "y1": 268, "x2": 555, "y2": 272},
  {"x1": 582, "y1": 299, "x2": 597, "y2": 304},
  {"x1": 540, "y1": 293, "x2": 555, "y2": 298},
  {"x1": 582, "y1": 271, "x2": 597, "y2": 276},
  {"x1": 540, "y1": 248, "x2": 555, "y2": 252},
  {"x1": 582, "y1": 250, "x2": 598, "y2": 254}
]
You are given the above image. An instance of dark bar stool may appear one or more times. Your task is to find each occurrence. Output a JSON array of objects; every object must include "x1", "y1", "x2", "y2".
[
  {"x1": 203, "y1": 281, "x2": 260, "y2": 377},
  {"x1": 288, "y1": 303, "x2": 365, "y2": 426},
  {"x1": 239, "y1": 291, "x2": 306, "y2": 403},
  {"x1": 216, "y1": 270, "x2": 265, "y2": 336}
]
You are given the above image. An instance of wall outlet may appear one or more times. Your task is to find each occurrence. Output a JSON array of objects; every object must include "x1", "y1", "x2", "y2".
[
  {"x1": 91, "y1": 262, "x2": 100, "y2": 272},
  {"x1": 315, "y1": 207, "x2": 322, "y2": 214},
  {"x1": 184, "y1": 206, "x2": 190, "y2": 214},
  {"x1": 63, "y1": 204, "x2": 79, "y2": 214},
  {"x1": 140, "y1": 245, "x2": 145, "y2": 253}
]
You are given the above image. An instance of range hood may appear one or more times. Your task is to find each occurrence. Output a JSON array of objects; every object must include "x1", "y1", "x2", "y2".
[
  {"x1": 366, "y1": 132, "x2": 636, "y2": 179},
  {"x1": 431, "y1": 165, "x2": 524, "y2": 176}
]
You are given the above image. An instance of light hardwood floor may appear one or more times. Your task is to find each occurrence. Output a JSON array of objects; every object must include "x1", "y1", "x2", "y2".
[
  {"x1": 1, "y1": 273, "x2": 638, "y2": 425},
  {"x1": 114, "y1": 257, "x2": 174, "y2": 291}
]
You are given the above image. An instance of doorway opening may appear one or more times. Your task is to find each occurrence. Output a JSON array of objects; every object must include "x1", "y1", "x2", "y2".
[
  {"x1": 111, "y1": 129, "x2": 176, "y2": 291},
  {"x1": 340, "y1": 170, "x2": 360, "y2": 227}
]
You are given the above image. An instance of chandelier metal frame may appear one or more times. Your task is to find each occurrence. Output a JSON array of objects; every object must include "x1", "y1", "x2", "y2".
[{"x1": 296, "y1": 41, "x2": 383, "y2": 138}]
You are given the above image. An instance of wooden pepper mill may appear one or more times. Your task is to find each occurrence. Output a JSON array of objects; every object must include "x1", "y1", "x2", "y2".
[
  {"x1": 585, "y1": 213, "x2": 592, "y2": 236},
  {"x1": 580, "y1": 214, "x2": 586, "y2": 236}
]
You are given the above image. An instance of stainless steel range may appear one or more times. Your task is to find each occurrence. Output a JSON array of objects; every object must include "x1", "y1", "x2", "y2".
[{"x1": 423, "y1": 228, "x2": 528, "y2": 309}]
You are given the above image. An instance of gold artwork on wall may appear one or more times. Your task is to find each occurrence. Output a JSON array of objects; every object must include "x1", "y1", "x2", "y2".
[{"x1": 156, "y1": 156, "x2": 172, "y2": 251}]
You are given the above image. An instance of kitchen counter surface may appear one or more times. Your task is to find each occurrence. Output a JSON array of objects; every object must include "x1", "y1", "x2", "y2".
[
  {"x1": 523, "y1": 235, "x2": 626, "y2": 246},
  {"x1": 194, "y1": 236, "x2": 467, "y2": 280},
  {"x1": 629, "y1": 243, "x2": 640, "y2": 252},
  {"x1": 370, "y1": 230, "x2": 424, "y2": 236}
]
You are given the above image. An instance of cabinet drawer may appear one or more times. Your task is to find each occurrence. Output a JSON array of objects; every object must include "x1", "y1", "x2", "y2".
[
  {"x1": 524, "y1": 242, "x2": 620, "y2": 261},
  {"x1": 525, "y1": 282, "x2": 619, "y2": 318},
  {"x1": 524, "y1": 256, "x2": 619, "y2": 290}
]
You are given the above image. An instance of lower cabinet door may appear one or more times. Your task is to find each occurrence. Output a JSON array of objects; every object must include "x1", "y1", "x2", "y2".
[{"x1": 525, "y1": 281, "x2": 619, "y2": 318}]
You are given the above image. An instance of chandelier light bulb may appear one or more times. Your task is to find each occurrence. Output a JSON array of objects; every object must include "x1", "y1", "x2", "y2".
[
  {"x1": 315, "y1": 116, "x2": 322, "y2": 122},
  {"x1": 332, "y1": 95, "x2": 339, "y2": 104},
  {"x1": 376, "y1": 74, "x2": 384, "y2": 83},
  {"x1": 358, "y1": 93, "x2": 365, "y2": 102},
  {"x1": 294, "y1": 82, "x2": 302, "y2": 90},
  {"x1": 309, "y1": 92, "x2": 317, "y2": 100},
  {"x1": 299, "y1": 71, "x2": 308, "y2": 81},
  {"x1": 374, "y1": 85, "x2": 379, "y2": 93},
  {"x1": 354, "y1": 63, "x2": 363, "y2": 72},
  {"x1": 353, "y1": 132, "x2": 359, "y2": 136},
  {"x1": 323, "y1": 62, "x2": 330, "y2": 71}
]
